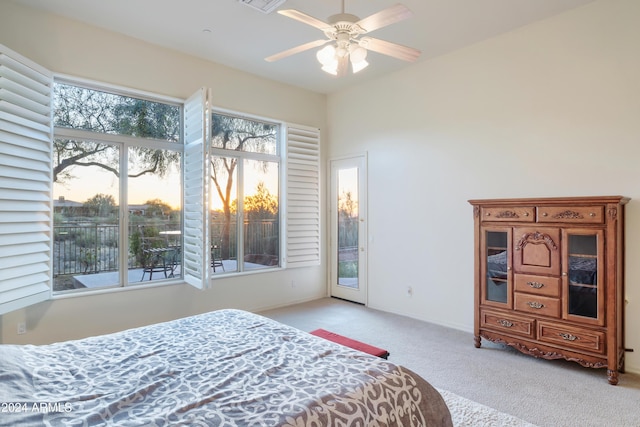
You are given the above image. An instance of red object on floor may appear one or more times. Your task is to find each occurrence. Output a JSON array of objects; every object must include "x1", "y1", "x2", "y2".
[{"x1": 310, "y1": 328, "x2": 390, "y2": 359}]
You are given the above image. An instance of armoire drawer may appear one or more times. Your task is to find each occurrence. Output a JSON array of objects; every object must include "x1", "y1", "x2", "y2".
[
  {"x1": 481, "y1": 206, "x2": 535, "y2": 222},
  {"x1": 537, "y1": 206, "x2": 604, "y2": 224},
  {"x1": 538, "y1": 322, "x2": 606, "y2": 354},
  {"x1": 480, "y1": 309, "x2": 535, "y2": 338},
  {"x1": 514, "y1": 274, "x2": 560, "y2": 298},
  {"x1": 514, "y1": 293, "x2": 560, "y2": 318}
]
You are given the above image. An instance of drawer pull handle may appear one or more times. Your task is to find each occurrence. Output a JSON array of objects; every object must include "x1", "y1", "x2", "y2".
[
  {"x1": 542, "y1": 212, "x2": 548, "y2": 217},
  {"x1": 559, "y1": 333, "x2": 578, "y2": 341},
  {"x1": 527, "y1": 301, "x2": 544, "y2": 309},
  {"x1": 498, "y1": 319, "x2": 514, "y2": 328},
  {"x1": 527, "y1": 281, "x2": 544, "y2": 289},
  {"x1": 590, "y1": 212, "x2": 596, "y2": 217}
]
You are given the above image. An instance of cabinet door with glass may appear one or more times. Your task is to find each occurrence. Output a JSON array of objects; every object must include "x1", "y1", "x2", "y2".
[
  {"x1": 562, "y1": 229, "x2": 605, "y2": 326},
  {"x1": 481, "y1": 227, "x2": 513, "y2": 308}
]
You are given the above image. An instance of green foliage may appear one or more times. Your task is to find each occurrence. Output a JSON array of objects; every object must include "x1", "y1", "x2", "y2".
[
  {"x1": 144, "y1": 198, "x2": 172, "y2": 217},
  {"x1": 243, "y1": 182, "x2": 278, "y2": 220},
  {"x1": 339, "y1": 261, "x2": 358, "y2": 278},
  {"x1": 83, "y1": 193, "x2": 116, "y2": 217},
  {"x1": 79, "y1": 247, "x2": 97, "y2": 273}
]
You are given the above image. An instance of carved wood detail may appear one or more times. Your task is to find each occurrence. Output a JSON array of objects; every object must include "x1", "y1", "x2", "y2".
[
  {"x1": 608, "y1": 207, "x2": 618, "y2": 221},
  {"x1": 515, "y1": 231, "x2": 558, "y2": 251},
  {"x1": 496, "y1": 210, "x2": 519, "y2": 218},
  {"x1": 552, "y1": 210, "x2": 583, "y2": 219},
  {"x1": 479, "y1": 333, "x2": 607, "y2": 368}
]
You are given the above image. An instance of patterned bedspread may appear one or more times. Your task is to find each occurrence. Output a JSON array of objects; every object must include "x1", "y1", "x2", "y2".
[{"x1": 0, "y1": 309, "x2": 452, "y2": 426}]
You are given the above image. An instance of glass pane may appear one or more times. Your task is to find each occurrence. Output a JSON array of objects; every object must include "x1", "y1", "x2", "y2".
[
  {"x1": 53, "y1": 140, "x2": 120, "y2": 291},
  {"x1": 211, "y1": 113, "x2": 277, "y2": 154},
  {"x1": 211, "y1": 156, "x2": 238, "y2": 273},
  {"x1": 568, "y1": 234, "x2": 598, "y2": 318},
  {"x1": 53, "y1": 82, "x2": 180, "y2": 142},
  {"x1": 337, "y1": 167, "x2": 359, "y2": 288},
  {"x1": 242, "y1": 159, "x2": 279, "y2": 271},
  {"x1": 486, "y1": 231, "x2": 508, "y2": 303},
  {"x1": 128, "y1": 148, "x2": 182, "y2": 283}
]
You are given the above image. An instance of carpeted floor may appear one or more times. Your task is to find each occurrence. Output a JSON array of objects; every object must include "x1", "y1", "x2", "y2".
[
  {"x1": 260, "y1": 297, "x2": 640, "y2": 427},
  {"x1": 438, "y1": 388, "x2": 536, "y2": 427}
]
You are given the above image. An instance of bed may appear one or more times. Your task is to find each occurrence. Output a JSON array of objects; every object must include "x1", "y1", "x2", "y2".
[{"x1": 0, "y1": 309, "x2": 452, "y2": 426}]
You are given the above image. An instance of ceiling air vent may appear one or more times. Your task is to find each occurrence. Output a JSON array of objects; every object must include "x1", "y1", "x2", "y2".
[{"x1": 238, "y1": 0, "x2": 287, "y2": 14}]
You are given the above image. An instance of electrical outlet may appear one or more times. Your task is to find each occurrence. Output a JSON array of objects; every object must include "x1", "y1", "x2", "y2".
[{"x1": 17, "y1": 322, "x2": 26, "y2": 335}]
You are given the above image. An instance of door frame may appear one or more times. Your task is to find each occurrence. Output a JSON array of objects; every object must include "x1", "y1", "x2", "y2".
[{"x1": 328, "y1": 153, "x2": 368, "y2": 304}]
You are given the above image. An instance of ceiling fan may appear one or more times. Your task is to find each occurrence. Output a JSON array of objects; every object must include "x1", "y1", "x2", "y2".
[{"x1": 265, "y1": 1, "x2": 421, "y2": 76}]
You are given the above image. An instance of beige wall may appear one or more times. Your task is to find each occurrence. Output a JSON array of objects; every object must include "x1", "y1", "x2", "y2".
[
  {"x1": 326, "y1": 0, "x2": 640, "y2": 373},
  {"x1": 0, "y1": 2, "x2": 328, "y2": 344}
]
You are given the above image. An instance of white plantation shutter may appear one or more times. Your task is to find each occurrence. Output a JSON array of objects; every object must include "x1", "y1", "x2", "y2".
[
  {"x1": 285, "y1": 124, "x2": 321, "y2": 267},
  {"x1": 0, "y1": 44, "x2": 52, "y2": 314},
  {"x1": 182, "y1": 88, "x2": 211, "y2": 289}
]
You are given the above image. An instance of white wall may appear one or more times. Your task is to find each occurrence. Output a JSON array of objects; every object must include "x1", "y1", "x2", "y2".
[
  {"x1": 326, "y1": 0, "x2": 640, "y2": 373},
  {"x1": 0, "y1": 2, "x2": 328, "y2": 344}
]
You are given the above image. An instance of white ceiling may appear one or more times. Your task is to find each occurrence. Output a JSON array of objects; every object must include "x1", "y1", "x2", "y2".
[{"x1": 10, "y1": 0, "x2": 596, "y2": 94}]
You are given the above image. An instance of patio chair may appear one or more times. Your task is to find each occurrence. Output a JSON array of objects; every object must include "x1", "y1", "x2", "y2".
[
  {"x1": 140, "y1": 236, "x2": 175, "y2": 281},
  {"x1": 211, "y1": 243, "x2": 225, "y2": 272}
]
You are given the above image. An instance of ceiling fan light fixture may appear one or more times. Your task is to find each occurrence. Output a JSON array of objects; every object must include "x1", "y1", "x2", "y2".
[
  {"x1": 321, "y1": 63, "x2": 339, "y2": 76},
  {"x1": 317, "y1": 45, "x2": 336, "y2": 66},
  {"x1": 349, "y1": 45, "x2": 367, "y2": 62},
  {"x1": 351, "y1": 58, "x2": 369, "y2": 73}
]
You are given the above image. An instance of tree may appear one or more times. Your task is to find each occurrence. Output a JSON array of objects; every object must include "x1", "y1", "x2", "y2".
[
  {"x1": 53, "y1": 83, "x2": 180, "y2": 184},
  {"x1": 144, "y1": 198, "x2": 172, "y2": 218},
  {"x1": 84, "y1": 194, "x2": 116, "y2": 217},
  {"x1": 338, "y1": 190, "x2": 358, "y2": 249},
  {"x1": 210, "y1": 113, "x2": 277, "y2": 259},
  {"x1": 241, "y1": 182, "x2": 278, "y2": 221}
]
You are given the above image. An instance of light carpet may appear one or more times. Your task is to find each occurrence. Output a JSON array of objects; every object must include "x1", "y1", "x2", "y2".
[{"x1": 438, "y1": 388, "x2": 537, "y2": 427}]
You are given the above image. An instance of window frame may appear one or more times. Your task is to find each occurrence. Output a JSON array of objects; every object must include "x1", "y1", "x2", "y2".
[
  {"x1": 51, "y1": 75, "x2": 185, "y2": 295},
  {"x1": 209, "y1": 108, "x2": 283, "y2": 276}
]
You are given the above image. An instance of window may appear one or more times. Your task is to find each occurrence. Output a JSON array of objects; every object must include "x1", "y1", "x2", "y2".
[
  {"x1": 0, "y1": 44, "x2": 321, "y2": 311},
  {"x1": 210, "y1": 112, "x2": 280, "y2": 273},
  {"x1": 52, "y1": 81, "x2": 182, "y2": 292}
]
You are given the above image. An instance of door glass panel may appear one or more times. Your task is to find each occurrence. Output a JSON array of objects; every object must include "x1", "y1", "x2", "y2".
[
  {"x1": 567, "y1": 234, "x2": 598, "y2": 318},
  {"x1": 337, "y1": 167, "x2": 359, "y2": 288},
  {"x1": 486, "y1": 231, "x2": 508, "y2": 303}
]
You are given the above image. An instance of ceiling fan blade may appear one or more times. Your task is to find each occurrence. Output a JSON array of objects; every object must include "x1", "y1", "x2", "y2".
[
  {"x1": 355, "y1": 4, "x2": 413, "y2": 33},
  {"x1": 265, "y1": 39, "x2": 329, "y2": 62},
  {"x1": 278, "y1": 9, "x2": 331, "y2": 30},
  {"x1": 359, "y1": 37, "x2": 421, "y2": 62}
]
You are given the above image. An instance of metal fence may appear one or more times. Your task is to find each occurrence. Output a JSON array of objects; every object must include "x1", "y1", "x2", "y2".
[
  {"x1": 54, "y1": 224, "x2": 120, "y2": 276},
  {"x1": 53, "y1": 220, "x2": 279, "y2": 277}
]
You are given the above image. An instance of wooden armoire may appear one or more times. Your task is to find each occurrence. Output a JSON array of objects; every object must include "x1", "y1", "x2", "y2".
[{"x1": 469, "y1": 196, "x2": 628, "y2": 384}]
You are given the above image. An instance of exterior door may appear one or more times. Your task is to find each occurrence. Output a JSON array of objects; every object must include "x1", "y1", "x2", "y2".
[{"x1": 329, "y1": 155, "x2": 367, "y2": 304}]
